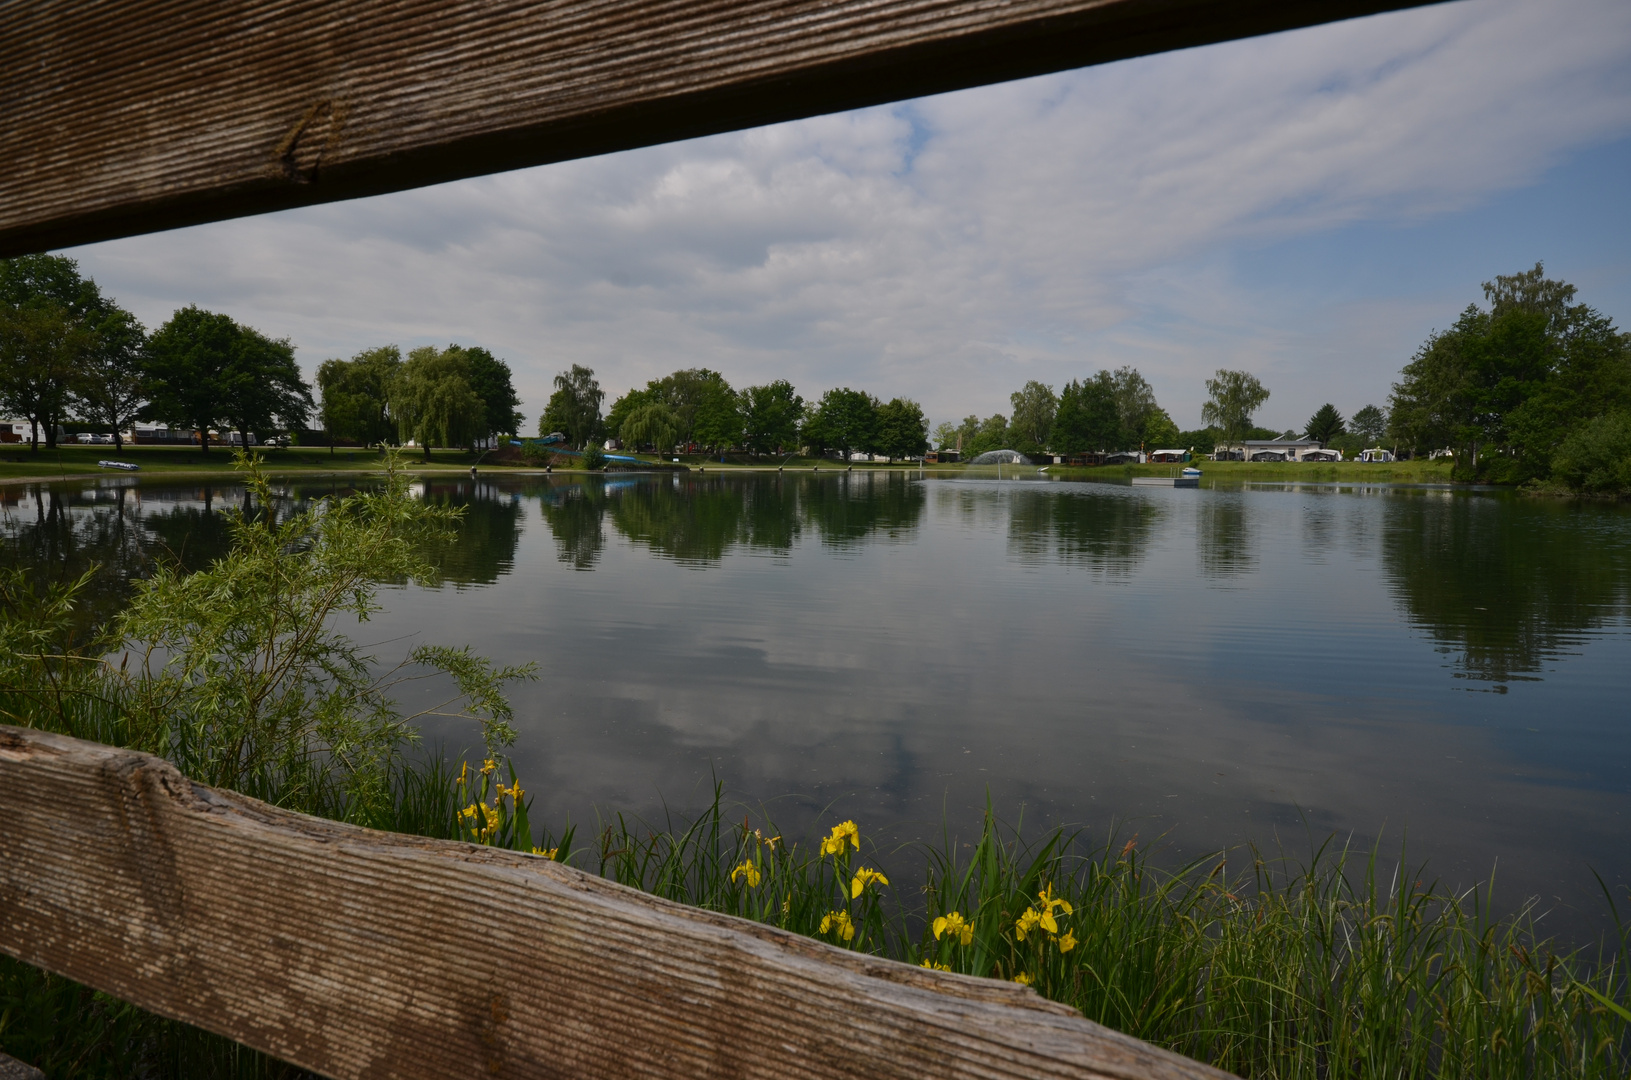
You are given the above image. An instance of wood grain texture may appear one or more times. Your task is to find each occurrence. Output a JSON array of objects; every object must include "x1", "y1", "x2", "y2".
[
  {"x1": 0, "y1": 726, "x2": 1238, "y2": 1079},
  {"x1": 1, "y1": 0, "x2": 1440, "y2": 257}
]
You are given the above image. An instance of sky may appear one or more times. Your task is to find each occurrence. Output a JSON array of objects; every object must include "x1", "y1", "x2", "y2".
[{"x1": 64, "y1": 0, "x2": 1631, "y2": 436}]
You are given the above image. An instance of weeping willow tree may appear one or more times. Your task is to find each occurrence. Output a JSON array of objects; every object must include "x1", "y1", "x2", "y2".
[{"x1": 390, "y1": 345, "x2": 487, "y2": 459}]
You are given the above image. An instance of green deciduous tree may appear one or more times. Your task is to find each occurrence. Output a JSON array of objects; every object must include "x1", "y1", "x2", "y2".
[
  {"x1": 73, "y1": 306, "x2": 147, "y2": 451},
  {"x1": 1051, "y1": 374, "x2": 1122, "y2": 455},
  {"x1": 604, "y1": 387, "x2": 655, "y2": 442},
  {"x1": 144, "y1": 306, "x2": 312, "y2": 453},
  {"x1": 1350, "y1": 404, "x2": 1387, "y2": 445},
  {"x1": 541, "y1": 364, "x2": 604, "y2": 448},
  {"x1": 1202, "y1": 370, "x2": 1271, "y2": 446},
  {"x1": 1390, "y1": 264, "x2": 1630, "y2": 480},
  {"x1": 392, "y1": 345, "x2": 486, "y2": 460},
  {"x1": 1304, "y1": 403, "x2": 1346, "y2": 445},
  {"x1": 873, "y1": 397, "x2": 928, "y2": 461},
  {"x1": 0, "y1": 255, "x2": 119, "y2": 451},
  {"x1": 741, "y1": 380, "x2": 805, "y2": 455},
  {"x1": 1008, "y1": 381, "x2": 1057, "y2": 454},
  {"x1": 620, "y1": 402, "x2": 681, "y2": 453},
  {"x1": 464, "y1": 347, "x2": 524, "y2": 439},
  {"x1": 319, "y1": 346, "x2": 402, "y2": 446},
  {"x1": 804, "y1": 387, "x2": 878, "y2": 459}
]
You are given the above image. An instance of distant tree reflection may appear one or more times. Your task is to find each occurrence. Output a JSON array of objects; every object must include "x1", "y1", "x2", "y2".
[
  {"x1": 1197, "y1": 494, "x2": 1257, "y2": 580},
  {"x1": 1006, "y1": 486, "x2": 1163, "y2": 576},
  {"x1": 1381, "y1": 492, "x2": 1631, "y2": 684},
  {"x1": 536, "y1": 481, "x2": 606, "y2": 570},
  {"x1": 416, "y1": 479, "x2": 525, "y2": 585}
]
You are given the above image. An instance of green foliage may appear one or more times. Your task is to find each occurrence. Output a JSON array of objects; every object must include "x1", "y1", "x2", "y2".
[
  {"x1": 542, "y1": 364, "x2": 604, "y2": 448},
  {"x1": 1305, "y1": 403, "x2": 1346, "y2": 445},
  {"x1": 873, "y1": 397, "x2": 929, "y2": 460},
  {"x1": 1, "y1": 450, "x2": 532, "y2": 820},
  {"x1": 1551, "y1": 412, "x2": 1631, "y2": 494},
  {"x1": 1139, "y1": 407, "x2": 1181, "y2": 449},
  {"x1": 1390, "y1": 264, "x2": 1631, "y2": 482},
  {"x1": 463, "y1": 347, "x2": 523, "y2": 438},
  {"x1": 805, "y1": 387, "x2": 878, "y2": 458},
  {"x1": 1202, "y1": 369, "x2": 1271, "y2": 445},
  {"x1": 619, "y1": 402, "x2": 680, "y2": 453},
  {"x1": 740, "y1": 379, "x2": 805, "y2": 455},
  {"x1": 649, "y1": 368, "x2": 736, "y2": 450},
  {"x1": 72, "y1": 306, "x2": 148, "y2": 452},
  {"x1": 1008, "y1": 381, "x2": 1057, "y2": 454},
  {"x1": 1350, "y1": 403, "x2": 1388, "y2": 445},
  {"x1": 392, "y1": 346, "x2": 486, "y2": 458},
  {"x1": 318, "y1": 345, "x2": 401, "y2": 445},
  {"x1": 574, "y1": 791, "x2": 1631, "y2": 1080},
  {"x1": 144, "y1": 306, "x2": 311, "y2": 452},
  {"x1": 959, "y1": 412, "x2": 1010, "y2": 459},
  {"x1": 581, "y1": 443, "x2": 607, "y2": 470},
  {"x1": 1052, "y1": 374, "x2": 1122, "y2": 454},
  {"x1": 1177, "y1": 428, "x2": 1218, "y2": 456}
]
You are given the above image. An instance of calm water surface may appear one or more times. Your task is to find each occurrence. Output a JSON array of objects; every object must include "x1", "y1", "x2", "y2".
[{"x1": 6, "y1": 471, "x2": 1628, "y2": 936}]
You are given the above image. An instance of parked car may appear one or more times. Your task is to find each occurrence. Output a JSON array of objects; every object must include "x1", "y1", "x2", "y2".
[{"x1": 75, "y1": 433, "x2": 114, "y2": 444}]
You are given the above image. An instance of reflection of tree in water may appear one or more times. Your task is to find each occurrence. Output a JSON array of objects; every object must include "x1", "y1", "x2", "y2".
[
  {"x1": 607, "y1": 478, "x2": 750, "y2": 566},
  {"x1": 1381, "y1": 493, "x2": 1631, "y2": 684},
  {"x1": 416, "y1": 479, "x2": 525, "y2": 585},
  {"x1": 1006, "y1": 486, "x2": 1163, "y2": 576},
  {"x1": 1197, "y1": 494, "x2": 1257, "y2": 579},
  {"x1": 800, "y1": 472, "x2": 925, "y2": 550},
  {"x1": 596, "y1": 473, "x2": 923, "y2": 566},
  {"x1": 0, "y1": 483, "x2": 171, "y2": 639},
  {"x1": 536, "y1": 482, "x2": 606, "y2": 570}
]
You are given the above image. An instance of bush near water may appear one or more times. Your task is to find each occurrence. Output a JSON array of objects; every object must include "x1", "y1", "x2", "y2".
[{"x1": 1, "y1": 454, "x2": 1628, "y2": 1078}]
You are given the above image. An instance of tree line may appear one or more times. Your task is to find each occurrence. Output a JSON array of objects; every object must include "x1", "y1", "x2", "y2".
[
  {"x1": 0, "y1": 254, "x2": 523, "y2": 457},
  {"x1": 546, "y1": 367, "x2": 932, "y2": 461},
  {"x1": 1389, "y1": 263, "x2": 1631, "y2": 491},
  {"x1": 0, "y1": 255, "x2": 315, "y2": 454}
]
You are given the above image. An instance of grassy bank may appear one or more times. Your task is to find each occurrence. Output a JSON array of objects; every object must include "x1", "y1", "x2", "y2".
[
  {"x1": 1043, "y1": 459, "x2": 1459, "y2": 484},
  {"x1": 0, "y1": 443, "x2": 506, "y2": 484}
]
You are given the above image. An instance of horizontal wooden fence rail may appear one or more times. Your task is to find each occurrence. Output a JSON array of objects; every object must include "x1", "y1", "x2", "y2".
[
  {"x1": 2, "y1": 0, "x2": 1441, "y2": 257},
  {"x1": 0, "y1": 726, "x2": 1237, "y2": 1079}
]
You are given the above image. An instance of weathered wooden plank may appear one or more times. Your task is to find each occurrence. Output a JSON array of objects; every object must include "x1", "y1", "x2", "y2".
[
  {"x1": 2, "y1": 0, "x2": 1440, "y2": 257},
  {"x1": 0, "y1": 725, "x2": 1235, "y2": 1079}
]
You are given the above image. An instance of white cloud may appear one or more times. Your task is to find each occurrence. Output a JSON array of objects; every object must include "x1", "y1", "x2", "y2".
[{"x1": 69, "y1": 0, "x2": 1631, "y2": 430}]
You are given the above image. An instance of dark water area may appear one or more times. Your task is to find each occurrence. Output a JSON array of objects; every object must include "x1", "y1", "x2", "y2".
[{"x1": 5, "y1": 470, "x2": 1629, "y2": 942}]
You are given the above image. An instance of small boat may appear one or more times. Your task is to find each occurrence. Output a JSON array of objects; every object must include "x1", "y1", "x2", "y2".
[
  {"x1": 97, "y1": 460, "x2": 140, "y2": 471},
  {"x1": 1181, "y1": 466, "x2": 1202, "y2": 478}
]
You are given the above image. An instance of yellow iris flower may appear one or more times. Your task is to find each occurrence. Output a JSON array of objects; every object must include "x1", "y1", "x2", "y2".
[
  {"x1": 819, "y1": 910, "x2": 856, "y2": 941},
  {"x1": 932, "y1": 911, "x2": 974, "y2": 946},
  {"x1": 819, "y1": 820, "x2": 860, "y2": 857},
  {"x1": 1014, "y1": 907, "x2": 1043, "y2": 942},
  {"x1": 1011, "y1": 972, "x2": 1034, "y2": 986},
  {"x1": 920, "y1": 960, "x2": 951, "y2": 971},
  {"x1": 532, "y1": 846, "x2": 558, "y2": 859},
  {"x1": 850, "y1": 867, "x2": 889, "y2": 898},
  {"x1": 481, "y1": 758, "x2": 498, "y2": 775},
  {"x1": 1057, "y1": 930, "x2": 1078, "y2": 953},
  {"x1": 731, "y1": 860, "x2": 762, "y2": 887}
]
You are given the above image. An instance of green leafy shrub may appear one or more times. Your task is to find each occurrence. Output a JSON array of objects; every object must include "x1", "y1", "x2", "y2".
[{"x1": 1552, "y1": 413, "x2": 1631, "y2": 494}]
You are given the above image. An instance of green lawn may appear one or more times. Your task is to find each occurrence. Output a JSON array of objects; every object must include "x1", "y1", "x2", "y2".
[
  {"x1": 0, "y1": 445, "x2": 1460, "y2": 485},
  {"x1": 0, "y1": 444, "x2": 506, "y2": 483},
  {"x1": 1043, "y1": 458, "x2": 1457, "y2": 484}
]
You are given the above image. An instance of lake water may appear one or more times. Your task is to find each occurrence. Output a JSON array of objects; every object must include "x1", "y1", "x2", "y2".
[{"x1": 5, "y1": 470, "x2": 1628, "y2": 939}]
